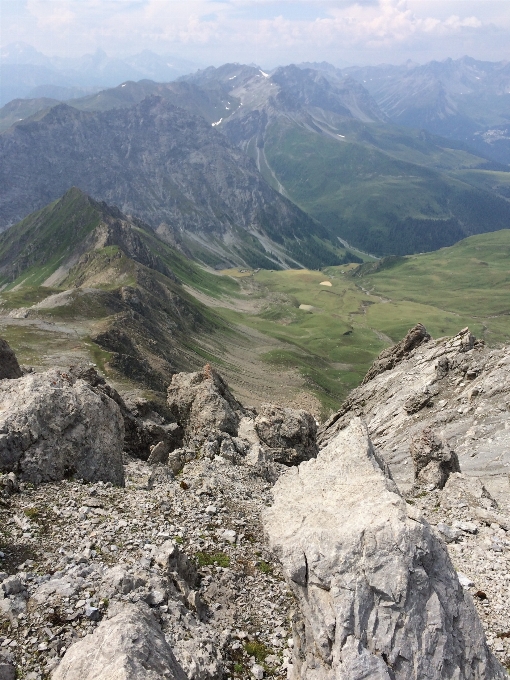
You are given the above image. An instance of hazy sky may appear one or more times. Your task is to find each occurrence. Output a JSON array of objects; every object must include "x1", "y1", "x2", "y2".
[{"x1": 1, "y1": 0, "x2": 510, "y2": 67}]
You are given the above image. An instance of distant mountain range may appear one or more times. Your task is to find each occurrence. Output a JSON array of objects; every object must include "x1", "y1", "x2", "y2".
[
  {"x1": 1, "y1": 51, "x2": 510, "y2": 260},
  {"x1": 334, "y1": 57, "x2": 510, "y2": 167},
  {"x1": 0, "y1": 42, "x2": 202, "y2": 105},
  {"x1": 0, "y1": 95, "x2": 348, "y2": 269},
  {"x1": 180, "y1": 62, "x2": 510, "y2": 255}
]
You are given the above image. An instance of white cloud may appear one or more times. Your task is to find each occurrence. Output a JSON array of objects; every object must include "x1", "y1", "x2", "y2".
[{"x1": 1, "y1": 0, "x2": 509, "y2": 65}]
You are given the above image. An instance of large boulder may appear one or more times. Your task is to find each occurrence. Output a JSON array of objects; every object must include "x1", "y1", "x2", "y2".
[
  {"x1": 254, "y1": 404, "x2": 318, "y2": 465},
  {"x1": 264, "y1": 418, "x2": 505, "y2": 680},
  {"x1": 0, "y1": 338, "x2": 22, "y2": 380},
  {"x1": 52, "y1": 602, "x2": 187, "y2": 680},
  {"x1": 67, "y1": 365, "x2": 181, "y2": 461},
  {"x1": 167, "y1": 365, "x2": 246, "y2": 445},
  {"x1": 0, "y1": 369, "x2": 124, "y2": 485}
]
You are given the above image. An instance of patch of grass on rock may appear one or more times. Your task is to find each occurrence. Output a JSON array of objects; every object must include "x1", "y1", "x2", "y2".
[
  {"x1": 196, "y1": 551, "x2": 230, "y2": 568},
  {"x1": 244, "y1": 640, "x2": 270, "y2": 663}
]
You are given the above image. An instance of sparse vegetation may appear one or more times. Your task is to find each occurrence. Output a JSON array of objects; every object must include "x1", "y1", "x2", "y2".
[
  {"x1": 257, "y1": 560, "x2": 273, "y2": 575},
  {"x1": 244, "y1": 640, "x2": 271, "y2": 663},
  {"x1": 196, "y1": 551, "x2": 230, "y2": 568}
]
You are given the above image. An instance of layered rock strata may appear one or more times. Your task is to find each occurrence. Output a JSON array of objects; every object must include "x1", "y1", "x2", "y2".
[
  {"x1": 319, "y1": 326, "x2": 510, "y2": 487},
  {"x1": 265, "y1": 418, "x2": 506, "y2": 679}
]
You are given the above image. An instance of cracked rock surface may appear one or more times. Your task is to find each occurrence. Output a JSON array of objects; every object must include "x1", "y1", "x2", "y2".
[
  {"x1": 319, "y1": 327, "x2": 510, "y2": 492},
  {"x1": 265, "y1": 418, "x2": 507, "y2": 679}
]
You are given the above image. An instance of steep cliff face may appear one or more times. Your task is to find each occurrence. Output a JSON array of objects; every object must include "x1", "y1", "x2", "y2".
[{"x1": 0, "y1": 96, "x2": 324, "y2": 267}]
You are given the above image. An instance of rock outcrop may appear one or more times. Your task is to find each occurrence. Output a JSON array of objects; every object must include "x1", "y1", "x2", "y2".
[
  {"x1": 166, "y1": 365, "x2": 318, "y2": 471},
  {"x1": 68, "y1": 365, "x2": 182, "y2": 461},
  {"x1": 0, "y1": 338, "x2": 22, "y2": 380},
  {"x1": 0, "y1": 369, "x2": 124, "y2": 485},
  {"x1": 265, "y1": 418, "x2": 506, "y2": 679},
  {"x1": 254, "y1": 404, "x2": 318, "y2": 465},
  {"x1": 52, "y1": 602, "x2": 188, "y2": 680},
  {"x1": 167, "y1": 365, "x2": 247, "y2": 446},
  {"x1": 361, "y1": 323, "x2": 431, "y2": 384},
  {"x1": 410, "y1": 427, "x2": 460, "y2": 491},
  {"x1": 319, "y1": 326, "x2": 510, "y2": 487}
]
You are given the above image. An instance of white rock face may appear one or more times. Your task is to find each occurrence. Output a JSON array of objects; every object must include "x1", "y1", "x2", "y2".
[
  {"x1": 52, "y1": 602, "x2": 187, "y2": 680},
  {"x1": 0, "y1": 369, "x2": 124, "y2": 485},
  {"x1": 264, "y1": 418, "x2": 506, "y2": 680},
  {"x1": 318, "y1": 327, "x2": 510, "y2": 487}
]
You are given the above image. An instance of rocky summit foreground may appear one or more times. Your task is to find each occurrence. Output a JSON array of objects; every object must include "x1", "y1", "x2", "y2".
[
  {"x1": 0, "y1": 331, "x2": 509, "y2": 679},
  {"x1": 265, "y1": 418, "x2": 506, "y2": 679}
]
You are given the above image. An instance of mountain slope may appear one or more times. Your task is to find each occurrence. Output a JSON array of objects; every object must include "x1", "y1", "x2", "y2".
[
  {"x1": 0, "y1": 188, "x2": 223, "y2": 391},
  {"x1": 0, "y1": 96, "x2": 341, "y2": 269},
  {"x1": 182, "y1": 63, "x2": 510, "y2": 256},
  {"x1": 340, "y1": 57, "x2": 510, "y2": 165}
]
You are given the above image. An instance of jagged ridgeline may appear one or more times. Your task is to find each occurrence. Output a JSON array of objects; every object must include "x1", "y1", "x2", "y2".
[
  {"x1": 0, "y1": 188, "x2": 234, "y2": 390},
  {"x1": 0, "y1": 96, "x2": 350, "y2": 270}
]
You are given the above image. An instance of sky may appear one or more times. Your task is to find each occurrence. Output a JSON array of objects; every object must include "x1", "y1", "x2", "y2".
[{"x1": 1, "y1": 0, "x2": 510, "y2": 68}]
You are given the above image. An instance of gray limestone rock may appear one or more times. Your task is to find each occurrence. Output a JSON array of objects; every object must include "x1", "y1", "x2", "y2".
[
  {"x1": 0, "y1": 369, "x2": 124, "y2": 486},
  {"x1": 441, "y1": 473, "x2": 497, "y2": 511},
  {"x1": 318, "y1": 327, "x2": 510, "y2": 488},
  {"x1": 410, "y1": 427, "x2": 461, "y2": 490},
  {"x1": 0, "y1": 338, "x2": 22, "y2": 381},
  {"x1": 51, "y1": 602, "x2": 187, "y2": 680},
  {"x1": 265, "y1": 418, "x2": 506, "y2": 680},
  {"x1": 69, "y1": 366, "x2": 181, "y2": 461},
  {"x1": 154, "y1": 540, "x2": 200, "y2": 590},
  {"x1": 362, "y1": 323, "x2": 431, "y2": 384},
  {"x1": 254, "y1": 404, "x2": 318, "y2": 466},
  {"x1": 167, "y1": 365, "x2": 246, "y2": 445}
]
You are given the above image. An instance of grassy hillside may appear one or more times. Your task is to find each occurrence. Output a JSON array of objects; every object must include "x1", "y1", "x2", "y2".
[
  {"x1": 263, "y1": 119, "x2": 510, "y2": 256},
  {"x1": 0, "y1": 187, "x2": 102, "y2": 288},
  {"x1": 191, "y1": 230, "x2": 510, "y2": 414},
  {"x1": 1, "y1": 189, "x2": 508, "y2": 418},
  {"x1": 352, "y1": 230, "x2": 510, "y2": 343}
]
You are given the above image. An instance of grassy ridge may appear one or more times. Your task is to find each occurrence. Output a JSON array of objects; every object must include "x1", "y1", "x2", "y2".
[{"x1": 0, "y1": 187, "x2": 101, "y2": 289}]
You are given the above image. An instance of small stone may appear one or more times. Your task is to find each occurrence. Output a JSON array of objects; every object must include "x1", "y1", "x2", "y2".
[
  {"x1": 251, "y1": 663, "x2": 264, "y2": 679},
  {"x1": 457, "y1": 572, "x2": 475, "y2": 588},
  {"x1": 222, "y1": 529, "x2": 236, "y2": 544},
  {"x1": 437, "y1": 523, "x2": 462, "y2": 543},
  {"x1": 1, "y1": 576, "x2": 24, "y2": 596},
  {"x1": 205, "y1": 506, "x2": 217, "y2": 515},
  {"x1": 454, "y1": 521, "x2": 478, "y2": 534},
  {"x1": 84, "y1": 604, "x2": 101, "y2": 621}
]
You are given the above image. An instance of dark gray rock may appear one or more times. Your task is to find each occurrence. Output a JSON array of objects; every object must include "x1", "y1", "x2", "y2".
[
  {"x1": 0, "y1": 650, "x2": 15, "y2": 680},
  {"x1": 0, "y1": 338, "x2": 22, "y2": 380}
]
